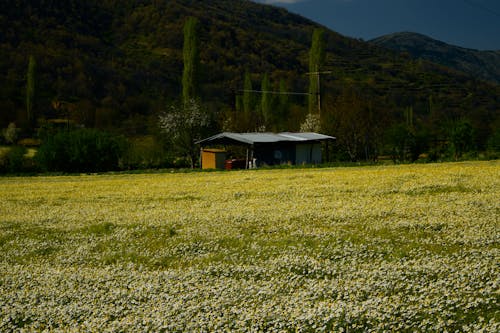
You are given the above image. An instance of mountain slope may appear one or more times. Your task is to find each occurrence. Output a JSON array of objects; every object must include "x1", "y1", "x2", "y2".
[
  {"x1": 370, "y1": 32, "x2": 500, "y2": 84},
  {"x1": 0, "y1": 0, "x2": 498, "y2": 159},
  {"x1": 0, "y1": 0, "x2": 332, "y2": 125}
]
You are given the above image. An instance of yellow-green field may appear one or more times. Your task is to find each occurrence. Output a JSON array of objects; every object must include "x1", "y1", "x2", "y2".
[{"x1": 1, "y1": 161, "x2": 499, "y2": 331}]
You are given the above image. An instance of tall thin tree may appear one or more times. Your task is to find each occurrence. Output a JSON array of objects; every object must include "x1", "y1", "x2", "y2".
[
  {"x1": 308, "y1": 29, "x2": 325, "y2": 114},
  {"x1": 182, "y1": 17, "x2": 199, "y2": 105},
  {"x1": 243, "y1": 71, "x2": 253, "y2": 126},
  {"x1": 261, "y1": 73, "x2": 271, "y2": 128},
  {"x1": 278, "y1": 79, "x2": 289, "y2": 127},
  {"x1": 26, "y1": 55, "x2": 36, "y2": 127}
]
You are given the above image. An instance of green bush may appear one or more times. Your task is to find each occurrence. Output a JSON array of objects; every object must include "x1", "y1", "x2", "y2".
[
  {"x1": 0, "y1": 146, "x2": 27, "y2": 173},
  {"x1": 487, "y1": 129, "x2": 500, "y2": 152},
  {"x1": 121, "y1": 136, "x2": 174, "y2": 170},
  {"x1": 447, "y1": 119, "x2": 475, "y2": 160},
  {"x1": 35, "y1": 129, "x2": 126, "y2": 172}
]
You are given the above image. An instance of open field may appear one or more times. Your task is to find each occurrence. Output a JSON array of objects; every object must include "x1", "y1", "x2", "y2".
[{"x1": 1, "y1": 161, "x2": 499, "y2": 331}]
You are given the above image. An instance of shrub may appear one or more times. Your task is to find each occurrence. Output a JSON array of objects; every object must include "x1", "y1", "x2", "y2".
[
  {"x1": 447, "y1": 119, "x2": 475, "y2": 160},
  {"x1": 121, "y1": 136, "x2": 174, "y2": 170},
  {"x1": 35, "y1": 129, "x2": 126, "y2": 172},
  {"x1": 0, "y1": 146, "x2": 27, "y2": 173},
  {"x1": 487, "y1": 129, "x2": 500, "y2": 152}
]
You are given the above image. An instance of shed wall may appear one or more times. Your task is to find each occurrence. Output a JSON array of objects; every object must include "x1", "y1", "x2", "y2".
[
  {"x1": 253, "y1": 143, "x2": 295, "y2": 166},
  {"x1": 201, "y1": 150, "x2": 226, "y2": 169},
  {"x1": 295, "y1": 143, "x2": 322, "y2": 164}
]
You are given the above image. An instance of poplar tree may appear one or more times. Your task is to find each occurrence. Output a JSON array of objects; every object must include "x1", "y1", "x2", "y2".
[
  {"x1": 308, "y1": 28, "x2": 325, "y2": 114},
  {"x1": 26, "y1": 55, "x2": 36, "y2": 127},
  {"x1": 278, "y1": 79, "x2": 289, "y2": 123},
  {"x1": 243, "y1": 71, "x2": 253, "y2": 125},
  {"x1": 182, "y1": 17, "x2": 199, "y2": 105},
  {"x1": 261, "y1": 73, "x2": 271, "y2": 127}
]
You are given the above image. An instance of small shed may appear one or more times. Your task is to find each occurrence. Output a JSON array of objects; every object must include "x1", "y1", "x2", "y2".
[
  {"x1": 201, "y1": 148, "x2": 226, "y2": 170},
  {"x1": 197, "y1": 132, "x2": 335, "y2": 169}
]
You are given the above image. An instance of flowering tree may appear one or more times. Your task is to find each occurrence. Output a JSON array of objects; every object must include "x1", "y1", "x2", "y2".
[
  {"x1": 159, "y1": 99, "x2": 210, "y2": 168},
  {"x1": 300, "y1": 113, "x2": 321, "y2": 133},
  {"x1": 3, "y1": 123, "x2": 19, "y2": 144}
]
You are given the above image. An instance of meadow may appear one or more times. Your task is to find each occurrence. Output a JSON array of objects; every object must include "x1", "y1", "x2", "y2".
[{"x1": 0, "y1": 161, "x2": 498, "y2": 332}]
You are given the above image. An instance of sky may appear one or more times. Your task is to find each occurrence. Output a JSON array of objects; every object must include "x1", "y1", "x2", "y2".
[{"x1": 254, "y1": 0, "x2": 500, "y2": 50}]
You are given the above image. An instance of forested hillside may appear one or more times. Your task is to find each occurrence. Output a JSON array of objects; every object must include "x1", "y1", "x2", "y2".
[
  {"x1": 0, "y1": 0, "x2": 499, "y2": 165},
  {"x1": 370, "y1": 32, "x2": 500, "y2": 84}
]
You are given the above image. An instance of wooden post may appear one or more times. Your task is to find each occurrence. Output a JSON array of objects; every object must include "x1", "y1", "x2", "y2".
[
  {"x1": 325, "y1": 141, "x2": 329, "y2": 163},
  {"x1": 199, "y1": 147, "x2": 203, "y2": 169},
  {"x1": 317, "y1": 73, "x2": 321, "y2": 117},
  {"x1": 245, "y1": 148, "x2": 249, "y2": 169},
  {"x1": 250, "y1": 147, "x2": 254, "y2": 169}
]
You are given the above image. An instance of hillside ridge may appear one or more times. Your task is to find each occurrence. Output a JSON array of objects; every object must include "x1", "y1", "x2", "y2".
[
  {"x1": 370, "y1": 31, "x2": 500, "y2": 84},
  {"x1": 0, "y1": 0, "x2": 498, "y2": 161}
]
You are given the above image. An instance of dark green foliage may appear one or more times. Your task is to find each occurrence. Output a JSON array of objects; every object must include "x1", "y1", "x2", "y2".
[
  {"x1": 385, "y1": 124, "x2": 419, "y2": 163},
  {"x1": 242, "y1": 71, "x2": 254, "y2": 129},
  {"x1": 383, "y1": 107, "x2": 428, "y2": 163},
  {"x1": 182, "y1": 17, "x2": 200, "y2": 105},
  {"x1": 0, "y1": 146, "x2": 27, "y2": 173},
  {"x1": 487, "y1": 129, "x2": 500, "y2": 152},
  {"x1": 35, "y1": 129, "x2": 126, "y2": 172},
  {"x1": 121, "y1": 136, "x2": 173, "y2": 170},
  {"x1": 322, "y1": 86, "x2": 385, "y2": 162},
  {"x1": 275, "y1": 79, "x2": 290, "y2": 131},
  {"x1": 308, "y1": 28, "x2": 325, "y2": 114},
  {"x1": 261, "y1": 73, "x2": 271, "y2": 127},
  {"x1": 370, "y1": 32, "x2": 500, "y2": 84},
  {"x1": 0, "y1": 0, "x2": 497, "y2": 165},
  {"x1": 26, "y1": 56, "x2": 36, "y2": 128},
  {"x1": 448, "y1": 119, "x2": 475, "y2": 159}
]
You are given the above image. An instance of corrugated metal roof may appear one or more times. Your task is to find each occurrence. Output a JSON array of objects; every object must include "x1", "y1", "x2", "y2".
[
  {"x1": 196, "y1": 132, "x2": 335, "y2": 145},
  {"x1": 279, "y1": 132, "x2": 335, "y2": 141}
]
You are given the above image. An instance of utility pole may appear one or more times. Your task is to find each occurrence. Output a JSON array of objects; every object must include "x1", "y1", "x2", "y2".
[{"x1": 305, "y1": 71, "x2": 332, "y2": 118}]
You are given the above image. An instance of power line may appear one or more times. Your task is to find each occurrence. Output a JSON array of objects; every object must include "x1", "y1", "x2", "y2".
[
  {"x1": 305, "y1": 71, "x2": 333, "y2": 75},
  {"x1": 238, "y1": 89, "x2": 311, "y2": 96},
  {"x1": 305, "y1": 71, "x2": 335, "y2": 117},
  {"x1": 463, "y1": 0, "x2": 500, "y2": 17}
]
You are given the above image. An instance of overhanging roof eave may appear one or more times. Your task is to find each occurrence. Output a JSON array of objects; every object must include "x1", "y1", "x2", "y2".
[
  {"x1": 196, "y1": 132, "x2": 255, "y2": 146},
  {"x1": 197, "y1": 132, "x2": 336, "y2": 146}
]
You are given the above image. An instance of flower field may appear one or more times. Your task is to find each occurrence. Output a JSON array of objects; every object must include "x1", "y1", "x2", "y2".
[{"x1": 0, "y1": 161, "x2": 499, "y2": 332}]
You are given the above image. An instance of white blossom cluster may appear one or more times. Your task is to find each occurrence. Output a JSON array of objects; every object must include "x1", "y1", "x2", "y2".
[
  {"x1": 300, "y1": 113, "x2": 321, "y2": 133},
  {"x1": 158, "y1": 99, "x2": 210, "y2": 141},
  {"x1": 0, "y1": 161, "x2": 498, "y2": 331}
]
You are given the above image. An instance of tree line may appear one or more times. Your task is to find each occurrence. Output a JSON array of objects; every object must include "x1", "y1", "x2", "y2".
[{"x1": 1, "y1": 0, "x2": 499, "y2": 173}]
